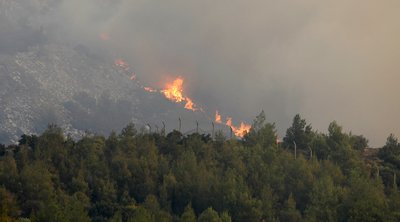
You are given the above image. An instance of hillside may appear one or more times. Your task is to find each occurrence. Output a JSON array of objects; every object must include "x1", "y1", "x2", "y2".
[
  {"x1": 0, "y1": 42, "x2": 216, "y2": 144},
  {"x1": 0, "y1": 0, "x2": 216, "y2": 144}
]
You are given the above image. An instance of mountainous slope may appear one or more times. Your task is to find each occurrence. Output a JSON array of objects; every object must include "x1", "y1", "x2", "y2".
[
  {"x1": 0, "y1": 43, "x2": 213, "y2": 144},
  {"x1": 0, "y1": 0, "x2": 233, "y2": 144}
]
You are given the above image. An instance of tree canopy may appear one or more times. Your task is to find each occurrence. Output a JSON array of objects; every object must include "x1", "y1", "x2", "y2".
[{"x1": 0, "y1": 114, "x2": 397, "y2": 221}]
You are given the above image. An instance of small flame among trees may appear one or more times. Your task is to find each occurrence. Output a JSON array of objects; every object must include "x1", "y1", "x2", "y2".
[
  {"x1": 229, "y1": 122, "x2": 251, "y2": 138},
  {"x1": 216, "y1": 112, "x2": 251, "y2": 137}
]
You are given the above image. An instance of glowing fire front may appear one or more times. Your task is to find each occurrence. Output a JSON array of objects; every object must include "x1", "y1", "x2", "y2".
[
  {"x1": 161, "y1": 77, "x2": 199, "y2": 111},
  {"x1": 112, "y1": 57, "x2": 251, "y2": 137},
  {"x1": 161, "y1": 78, "x2": 251, "y2": 137}
]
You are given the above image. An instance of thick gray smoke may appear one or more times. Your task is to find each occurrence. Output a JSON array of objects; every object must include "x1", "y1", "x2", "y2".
[{"x1": 3, "y1": 0, "x2": 400, "y2": 146}]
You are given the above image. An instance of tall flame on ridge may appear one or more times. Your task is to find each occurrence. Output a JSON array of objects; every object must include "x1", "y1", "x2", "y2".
[
  {"x1": 162, "y1": 77, "x2": 185, "y2": 102},
  {"x1": 162, "y1": 77, "x2": 198, "y2": 111}
]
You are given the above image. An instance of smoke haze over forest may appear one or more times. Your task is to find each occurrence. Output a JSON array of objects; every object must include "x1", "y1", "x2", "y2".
[{"x1": 1, "y1": 0, "x2": 400, "y2": 146}]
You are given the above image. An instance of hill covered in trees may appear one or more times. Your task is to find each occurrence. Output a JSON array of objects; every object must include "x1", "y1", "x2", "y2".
[{"x1": 1, "y1": 112, "x2": 400, "y2": 222}]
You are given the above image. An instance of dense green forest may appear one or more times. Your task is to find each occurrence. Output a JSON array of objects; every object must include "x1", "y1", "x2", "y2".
[{"x1": 1, "y1": 112, "x2": 400, "y2": 222}]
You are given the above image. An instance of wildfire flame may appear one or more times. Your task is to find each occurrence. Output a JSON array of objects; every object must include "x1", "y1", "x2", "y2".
[
  {"x1": 111, "y1": 56, "x2": 251, "y2": 138},
  {"x1": 215, "y1": 111, "x2": 222, "y2": 123},
  {"x1": 232, "y1": 122, "x2": 252, "y2": 138},
  {"x1": 226, "y1": 117, "x2": 232, "y2": 126},
  {"x1": 161, "y1": 77, "x2": 198, "y2": 111},
  {"x1": 162, "y1": 77, "x2": 185, "y2": 102},
  {"x1": 184, "y1": 97, "x2": 195, "y2": 110},
  {"x1": 226, "y1": 118, "x2": 251, "y2": 138},
  {"x1": 215, "y1": 112, "x2": 251, "y2": 138}
]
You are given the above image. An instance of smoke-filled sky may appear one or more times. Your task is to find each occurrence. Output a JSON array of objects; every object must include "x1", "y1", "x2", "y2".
[{"x1": 6, "y1": 0, "x2": 400, "y2": 146}]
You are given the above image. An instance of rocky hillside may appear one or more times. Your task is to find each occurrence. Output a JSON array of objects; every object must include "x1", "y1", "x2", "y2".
[
  {"x1": 0, "y1": 0, "x2": 223, "y2": 144},
  {"x1": 0, "y1": 43, "x2": 134, "y2": 142},
  {"x1": 0, "y1": 43, "x2": 214, "y2": 144}
]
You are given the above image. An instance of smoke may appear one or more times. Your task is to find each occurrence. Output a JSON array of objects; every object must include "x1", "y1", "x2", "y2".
[{"x1": 3, "y1": 0, "x2": 400, "y2": 146}]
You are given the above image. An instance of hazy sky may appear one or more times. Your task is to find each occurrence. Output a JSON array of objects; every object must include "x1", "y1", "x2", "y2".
[{"x1": 15, "y1": 0, "x2": 400, "y2": 146}]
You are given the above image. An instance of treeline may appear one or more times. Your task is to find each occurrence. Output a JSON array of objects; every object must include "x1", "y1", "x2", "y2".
[{"x1": 1, "y1": 112, "x2": 400, "y2": 222}]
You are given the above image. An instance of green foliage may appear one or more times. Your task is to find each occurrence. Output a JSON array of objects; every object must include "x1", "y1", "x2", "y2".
[
  {"x1": 283, "y1": 114, "x2": 313, "y2": 155},
  {"x1": 279, "y1": 193, "x2": 302, "y2": 222},
  {"x1": 350, "y1": 134, "x2": 369, "y2": 150},
  {"x1": 387, "y1": 190, "x2": 400, "y2": 221},
  {"x1": 244, "y1": 110, "x2": 277, "y2": 148},
  {"x1": 219, "y1": 211, "x2": 232, "y2": 222},
  {"x1": 0, "y1": 187, "x2": 20, "y2": 221},
  {"x1": 340, "y1": 172, "x2": 388, "y2": 222},
  {"x1": 379, "y1": 134, "x2": 400, "y2": 167},
  {"x1": 0, "y1": 120, "x2": 397, "y2": 221},
  {"x1": 19, "y1": 161, "x2": 55, "y2": 216},
  {"x1": 179, "y1": 204, "x2": 196, "y2": 222},
  {"x1": 305, "y1": 176, "x2": 342, "y2": 222},
  {"x1": 198, "y1": 207, "x2": 221, "y2": 222},
  {"x1": 128, "y1": 206, "x2": 154, "y2": 222}
]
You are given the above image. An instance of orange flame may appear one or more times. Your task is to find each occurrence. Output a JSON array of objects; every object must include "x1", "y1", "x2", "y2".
[
  {"x1": 111, "y1": 62, "x2": 250, "y2": 136},
  {"x1": 216, "y1": 114, "x2": 251, "y2": 138},
  {"x1": 161, "y1": 77, "x2": 198, "y2": 111},
  {"x1": 215, "y1": 111, "x2": 222, "y2": 123},
  {"x1": 162, "y1": 77, "x2": 185, "y2": 102},
  {"x1": 226, "y1": 118, "x2": 251, "y2": 138},
  {"x1": 184, "y1": 97, "x2": 195, "y2": 110},
  {"x1": 226, "y1": 117, "x2": 232, "y2": 126},
  {"x1": 233, "y1": 122, "x2": 251, "y2": 138}
]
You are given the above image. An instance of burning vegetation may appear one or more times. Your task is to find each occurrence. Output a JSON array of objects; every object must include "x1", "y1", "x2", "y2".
[
  {"x1": 215, "y1": 111, "x2": 222, "y2": 123},
  {"x1": 215, "y1": 110, "x2": 251, "y2": 137},
  {"x1": 113, "y1": 58, "x2": 251, "y2": 137},
  {"x1": 161, "y1": 77, "x2": 199, "y2": 112}
]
